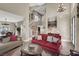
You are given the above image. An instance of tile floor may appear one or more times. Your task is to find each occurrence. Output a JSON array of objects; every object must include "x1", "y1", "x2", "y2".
[{"x1": 60, "y1": 41, "x2": 74, "y2": 55}]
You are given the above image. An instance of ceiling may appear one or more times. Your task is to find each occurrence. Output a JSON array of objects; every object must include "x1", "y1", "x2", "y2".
[{"x1": 0, "y1": 3, "x2": 28, "y2": 16}]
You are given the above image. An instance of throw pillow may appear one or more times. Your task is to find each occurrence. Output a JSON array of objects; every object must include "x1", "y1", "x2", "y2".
[
  {"x1": 52, "y1": 37, "x2": 59, "y2": 43},
  {"x1": 37, "y1": 35, "x2": 42, "y2": 40},
  {"x1": 47, "y1": 36, "x2": 53, "y2": 43}
]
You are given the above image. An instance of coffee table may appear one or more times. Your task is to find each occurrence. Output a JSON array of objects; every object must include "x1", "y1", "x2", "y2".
[
  {"x1": 21, "y1": 43, "x2": 42, "y2": 56},
  {"x1": 21, "y1": 49, "x2": 41, "y2": 56}
]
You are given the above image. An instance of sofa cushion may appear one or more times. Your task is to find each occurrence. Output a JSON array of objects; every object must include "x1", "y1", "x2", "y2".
[
  {"x1": 47, "y1": 36, "x2": 53, "y2": 43},
  {"x1": 40, "y1": 34, "x2": 48, "y2": 41},
  {"x1": 52, "y1": 37, "x2": 59, "y2": 43},
  {"x1": 37, "y1": 35, "x2": 42, "y2": 40}
]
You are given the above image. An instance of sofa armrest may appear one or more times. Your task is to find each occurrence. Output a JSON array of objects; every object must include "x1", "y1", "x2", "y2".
[{"x1": 57, "y1": 38, "x2": 61, "y2": 44}]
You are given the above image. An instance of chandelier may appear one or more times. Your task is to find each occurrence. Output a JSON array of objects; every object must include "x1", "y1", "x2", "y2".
[{"x1": 57, "y1": 3, "x2": 66, "y2": 12}]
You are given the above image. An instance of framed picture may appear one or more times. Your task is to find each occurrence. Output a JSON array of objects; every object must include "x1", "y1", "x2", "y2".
[
  {"x1": 48, "y1": 20, "x2": 57, "y2": 28},
  {"x1": 48, "y1": 16, "x2": 57, "y2": 28}
]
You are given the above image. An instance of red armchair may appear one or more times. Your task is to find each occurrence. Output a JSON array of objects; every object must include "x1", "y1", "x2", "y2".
[{"x1": 32, "y1": 34, "x2": 61, "y2": 55}]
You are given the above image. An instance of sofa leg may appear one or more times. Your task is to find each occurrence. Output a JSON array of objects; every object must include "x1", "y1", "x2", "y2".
[{"x1": 56, "y1": 53, "x2": 60, "y2": 56}]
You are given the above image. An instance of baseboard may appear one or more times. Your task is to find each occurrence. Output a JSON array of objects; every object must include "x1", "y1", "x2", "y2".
[{"x1": 62, "y1": 40, "x2": 72, "y2": 42}]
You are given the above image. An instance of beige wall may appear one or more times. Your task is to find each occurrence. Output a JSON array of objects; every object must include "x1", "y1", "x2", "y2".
[
  {"x1": 74, "y1": 4, "x2": 79, "y2": 51},
  {"x1": 0, "y1": 3, "x2": 29, "y2": 16},
  {"x1": 76, "y1": 17, "x2": 79, "y2": 51},
  {"x1": 58, "y1": 13, "x2": 71, "y2": 42}
]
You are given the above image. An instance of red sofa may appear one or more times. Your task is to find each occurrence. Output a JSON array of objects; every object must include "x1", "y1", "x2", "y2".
[{"x1": 32, "y1": 33, "x2": 61, "y2": 55}]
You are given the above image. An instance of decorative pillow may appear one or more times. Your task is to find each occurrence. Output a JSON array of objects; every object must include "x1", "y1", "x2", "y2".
[
  {"x1": 37, "y1": 35, "x2": 42, "y2": 40},
  {"x1": 52, "y1": 37, "x2": 59, "y2": 43},
  {"x1": 47, "y1": 36, "x2": 53, "y2": 42}
]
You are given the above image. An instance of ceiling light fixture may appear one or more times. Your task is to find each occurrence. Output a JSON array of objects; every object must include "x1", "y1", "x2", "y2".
[{"x1": 57, "y1": 3, "x2": 66, "y2": 12}]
